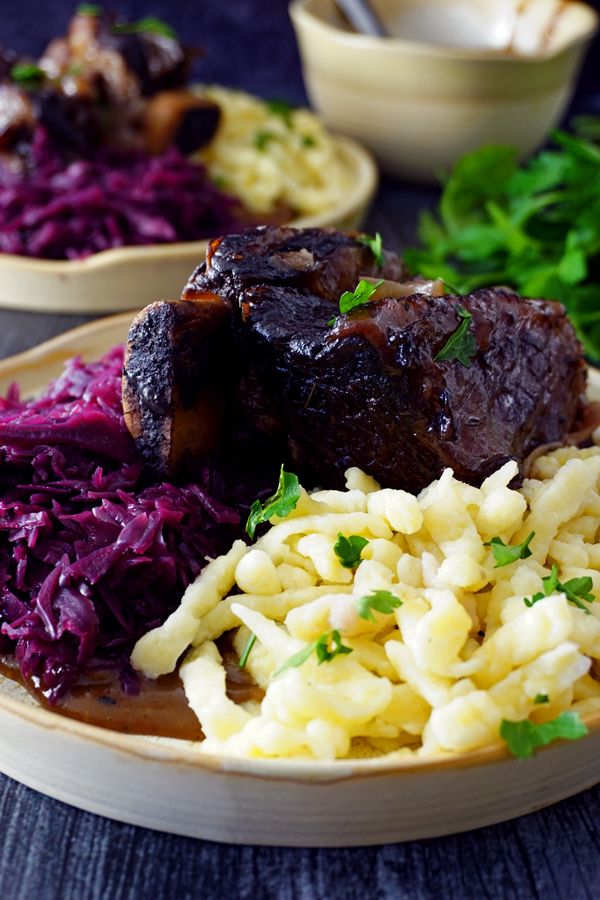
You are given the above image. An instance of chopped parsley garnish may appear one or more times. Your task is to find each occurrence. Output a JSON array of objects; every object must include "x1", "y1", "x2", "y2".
[
  {"x1": 534, "y1": 694, "x2": 549, "y2": 705},
  {"x1": 111, "y1": 17, "x2": 178, "y2": 38},
  {"x1": 301, "y1": 135, "x2": 316, "y2": 148},
  {"x1": 238, "y1": 633, "x2": 257, "y2": 669},
  {"x1": 327, "y1": 279, "x2": 384, "y2": 326},
  {"x1": 274, "y1": 629, "x2": 353, "y2": 675},
  {"x1": 433, "y1": 305, "x2": 477, "y2": 367},
  {"x1": 356, "y1": 590, "x2": 402, "y2": 621},
  {"x1": 500, "y1": 711, "x2": 587, "y2": 759},
  {"x1": 483, "y1": 531, "x2": 535, "y2": 568},
  {"x1": 246, "y1": 465, "x2": 300, "y2": 539},
  {"x1": 77, "y1": 3, "x2": 103, "y2": 15},
  {"x1": 524, "y1": 564, "x2": 595, "y2": 614},
  {"x1": 10, "y1": 62, "x2": 44, "y2": 89},
  {"x1": 255, "y1": 131, "x2": 276, "y2": 151},
  {"x1": 357, "y1": 232, "x2": 385, "y2": 266},
  {"x1": 265, "y1": 99, "x2": 294, "y2": 127},
  {"x1": 334, "y1": 533, "x2": 369, "y2": 569}
]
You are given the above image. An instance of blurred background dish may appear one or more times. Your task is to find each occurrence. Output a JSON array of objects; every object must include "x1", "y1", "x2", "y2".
[
  {"x1": 290, "y1": 0, "x2": 599, "y2": 182},
  {"x1": 0, "y1": 131, "x2": 376, "y2": 313}
]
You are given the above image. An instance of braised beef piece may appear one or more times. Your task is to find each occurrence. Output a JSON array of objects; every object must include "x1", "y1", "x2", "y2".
[
  {"x1": 124, "y1": 226, "x2": 590, "y2": 492},
  {"x1": 234, "y1": 283, "x2": 587, "y2": 491},
  {"x1": 185, "y1": 226, "x2": 407, "y2": 304}
]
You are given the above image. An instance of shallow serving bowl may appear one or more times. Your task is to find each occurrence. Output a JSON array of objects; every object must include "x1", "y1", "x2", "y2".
[
  {"x1": 1, "y1": 315, "x2": 600, "y2": 846},
  {"x1": 290, "y1": 0, "x2": 599, "y2": 183},
  {"x1": 0, "y1": 134, "x2": 376, "y2": 315}
]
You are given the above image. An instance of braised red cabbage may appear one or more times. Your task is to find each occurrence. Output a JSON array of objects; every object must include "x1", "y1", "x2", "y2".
[
  {"x1": 0, "y1": 346, "x2": 245, "y2": 701},
  {"x1": 0, "y1": 127, "x2": 248, "y2": 260}
]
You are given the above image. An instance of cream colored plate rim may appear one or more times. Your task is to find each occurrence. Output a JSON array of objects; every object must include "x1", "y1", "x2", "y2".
[
  {"x1": 0, "y1": 134, "x2": 377, "y2": 275},
  {"x1": 0, "y1": 314, "x2": 599, "y2": 784}
]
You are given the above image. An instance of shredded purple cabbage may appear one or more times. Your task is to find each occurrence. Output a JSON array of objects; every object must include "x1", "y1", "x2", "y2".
[
  {"x1": 0, "y1": 127, "x2": 249, "y2": 260},
  {"x1": 0, "y1": 346, "x2": 244, "y2": 702}
]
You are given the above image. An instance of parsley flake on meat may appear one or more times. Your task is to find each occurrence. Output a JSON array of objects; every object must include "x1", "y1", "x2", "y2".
[
  {"x1": 523, "y1": 564, "x2": 595, "y2": 614},
  {"x1": 434, "y1": 305, "x2": 477, "y2": 367},
  {"x1": 356, "y1": 590, "x2": 402, "y2": 621},
  {"x1": 534, "y1": 694, "x2": 549, "y2": 705},
  {"x1": 357, "y1": 232, "x2": 385, "y2": 266},
  {"x1": 246, "y1": 465, "x2": 300, "y2": 539},
  {"x1": 500, "y1": 711, "x2": 587, "y2": 758},
  {"x1": 484, "y1": 531, "x2": 535, "y2": 568},
  {"x1": 328, "y1": 279, "x2": 384, "y2": 325},
  {"x1": 274, "y1": 630, "x2": 353, "y2": 675},
  {"x1": 334, "y1": 533, "x2": 369, "y2": 569}
]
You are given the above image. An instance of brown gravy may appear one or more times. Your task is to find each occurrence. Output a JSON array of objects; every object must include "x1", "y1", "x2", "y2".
[{"x1": 0, "y1": 633, "x2": 264, "y2": 741}]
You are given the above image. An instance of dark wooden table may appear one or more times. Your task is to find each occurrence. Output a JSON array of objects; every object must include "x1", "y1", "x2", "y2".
[{"x1": 0, "y1": 177, "x2": 600, "y2": 900}]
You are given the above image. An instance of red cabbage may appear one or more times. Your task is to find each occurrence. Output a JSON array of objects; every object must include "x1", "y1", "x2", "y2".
[
  {"x1": 0, "y1": 127, "x2": 251, "y2": 260},
  {"x1": 0, "y1": 347, "x2": 247, "y2": 702}
]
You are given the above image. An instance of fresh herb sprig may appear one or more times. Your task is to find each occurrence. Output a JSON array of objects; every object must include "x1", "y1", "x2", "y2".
[
  {"x1": 357, "y1": 232, "x2": 385, "y2": 266},
  {"x1": 111, "y1": 16, "x2": 177, "y2": 38},
  {"x1": 238, "y1": 633, "x2": 257, "y2": 669},
  {"x1": 274, "y1": 629, "x2": 353, "y2": 675},
  {"x1": 328, "y1": 279, "x2": 383, "y2": 326},
  {"x1": 433, "y1": 305, "x2": 476, "y2": 367},
  {"x1": 356, "y1": 590, "x2": 402, "y2": 621},
  {"x1": 523, "y1": 564, "x2": 595, "y2": 614},
  {"x1": 483, "y1": 531, "x2": 535, "y2": 568},
  {"x1": 10, "y1": 62, "x2": 44, "y2": 89},
  {"x1": 334, "y1": 533, "x2": 369, "y2": 569},
  {"x1": 246, "y1": 466, "x2": 300, "y2": 539},
  {"x1": 403, "y1": 125, "x2": 600, "y2": 360},
  {"x1": 500, "y1": 711, "x2": 587, "y2": 758}
]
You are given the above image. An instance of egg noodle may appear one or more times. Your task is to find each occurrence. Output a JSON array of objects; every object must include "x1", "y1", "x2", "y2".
[
  {"x1": 192, "y1": 85, "x2": 355, "y2": 217},
  {"x1": 132, "y1": 446, "x2": 600, "y2": 761}
]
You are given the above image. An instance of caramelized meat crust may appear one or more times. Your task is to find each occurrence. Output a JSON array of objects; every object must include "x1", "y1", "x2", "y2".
[
  {"x1": 237, "y1": 284, "x2": 587, "y2": 491},
  {"x1": 124, "y1": 226, "x2": 589, "y2": 490}
]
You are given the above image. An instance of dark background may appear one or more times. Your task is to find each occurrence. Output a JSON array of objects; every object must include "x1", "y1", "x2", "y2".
[{"x1": 1, "y1": 2, "x2": 600, "y2": 899}]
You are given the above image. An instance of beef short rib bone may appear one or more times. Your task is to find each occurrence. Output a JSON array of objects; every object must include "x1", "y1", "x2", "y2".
[{"x1": 123, "y1": 226, "x2": 589, "y2": 492}]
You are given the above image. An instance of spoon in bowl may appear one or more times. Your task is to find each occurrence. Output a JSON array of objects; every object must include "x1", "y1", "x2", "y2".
[{"x1": 333, "y1": 0, "x2": 389, "y2": 37}]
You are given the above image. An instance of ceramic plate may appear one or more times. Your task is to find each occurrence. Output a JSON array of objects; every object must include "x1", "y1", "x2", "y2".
[
  {"x1": 1, "y1": 315, "x2": 600, "y2": 847},
  {"x1": 0, "y1": 134, "x2": 377, "y2": 315}
]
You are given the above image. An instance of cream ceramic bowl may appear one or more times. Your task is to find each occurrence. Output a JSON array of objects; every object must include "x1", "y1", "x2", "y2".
[
  {"x1": 0, "y1": 134, "x2": 377, "y2": 315},
  {"x1": 1, "y1": 315, "x2": 600, "y2": 846},
  {"x1": 290, "y1": 0, "x2": 599, "y2": 183}
]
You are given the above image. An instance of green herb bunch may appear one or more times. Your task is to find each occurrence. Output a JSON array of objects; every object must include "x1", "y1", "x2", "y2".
[{"x1": 404, "y1": 123, "x2": 600, "y2": 360}]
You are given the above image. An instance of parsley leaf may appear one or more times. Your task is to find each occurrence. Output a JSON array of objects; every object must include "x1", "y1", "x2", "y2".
[
  {"x1": 434, "y1": 305, "x2": 477, "y2": 367},
  {"x1": 255, "y1": 131, "x2": 276, "y2": 151},
  {"x1": 328, "y1": 279, "x2": 384, "y2": 325},
  {"x1": 334, "y1": 533, "x2": 369, "y2": 569},
  {"x1": 265, "y1": 99, "x2": 294, "y2": 128},
  {"x1": 274, "y1": 629, "x2": 353, "y2": 675},
  {"x1": 238, "y1": 633, "x2": 257, "y2": 669},
  {"x1": 483, "y1": 531, "x2": 535, "y2": 568},
  {"x1": 500, "y1": 711, "x2": 587, "y2": 759},
  {"x1": 357, "y1": 232, "x2": 385, "y2": 266},
  {"x1": 402, "y1": 130, "x2": 600, "y2": 361},
  {"x1": 246, "y1": 466, "x2": 300, "y2": 539},
  {"x1": 111, "y1": 17, "x2": 178, "y2": 38},
  {"x1": 524, "y1": 564, "x2": 595, "y2": 614},
  {"x1": 534, "y1": 694, "x2": 549, "y2": 705},
  {"x1": 10, "y1": 63, "x2": 44, "y2": 89},
  {"x1": 356, "y1": 590, "x2": 402, "y2": 621},
  {"x1": 77, "y1": 3, "x2": 103, "y2": 14}
]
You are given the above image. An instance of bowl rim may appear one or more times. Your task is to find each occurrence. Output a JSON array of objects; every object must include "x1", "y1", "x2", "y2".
[
  {"x1": 0, "y1": 133, "x2": 377, "y2": 275},
  {"x1": 290, "y1": 0, "x2": 600, "y2": 63}
]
